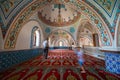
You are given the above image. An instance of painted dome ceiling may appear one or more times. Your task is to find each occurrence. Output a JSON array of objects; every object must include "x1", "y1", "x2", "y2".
[
  {"x1": 38, "y1": 4, "x2": 81, "y2": 27},
  {"x1": 50, "y1": 30, "x2": 70, "y2": 39}
]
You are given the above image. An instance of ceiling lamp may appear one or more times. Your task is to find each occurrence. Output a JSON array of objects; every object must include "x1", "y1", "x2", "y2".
[{"x1": 57, "y1": 4, "x2": 63, "y2": 24}]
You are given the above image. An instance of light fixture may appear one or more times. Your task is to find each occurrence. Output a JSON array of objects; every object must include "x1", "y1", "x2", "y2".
[{"x1": 57, "y1": 4, "x2": 63, "y2": 23}]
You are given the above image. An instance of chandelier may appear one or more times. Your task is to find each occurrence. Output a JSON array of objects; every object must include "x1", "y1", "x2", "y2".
[{"x1": 57, "y1": 4, "x2": 63, "y2": 23}]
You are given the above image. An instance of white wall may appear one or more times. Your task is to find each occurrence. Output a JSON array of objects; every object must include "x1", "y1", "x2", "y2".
[
  {"x1": 0, "y1": 27, "x2": 3, "y2": 51},
  {"x1": 15, "y1": 20, "x2": 43, "y2": 50}
]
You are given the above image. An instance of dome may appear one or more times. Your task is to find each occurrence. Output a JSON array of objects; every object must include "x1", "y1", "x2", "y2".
[{"x1": 38, "y1": 4, "x2": 81, "y2": 27}]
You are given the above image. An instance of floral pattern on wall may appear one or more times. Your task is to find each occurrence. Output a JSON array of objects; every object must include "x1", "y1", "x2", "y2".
[
  {"x1": 94, "y1": 0, "x2": 117, "y2": 17},
  {"x1": 4, "y1": 0, "x2": 112, "y2": 49},
  {"x1": 0, "y1": 0, "x2": 32, "y2": 38}
]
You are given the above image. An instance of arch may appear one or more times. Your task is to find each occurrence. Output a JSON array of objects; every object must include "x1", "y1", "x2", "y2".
[
  {"x1": 54, "y1": 38, "x2": 69, "y2": 47},
  {"x1": 30, "y1": 26, "x2": 41, "y2": 48},
  {"x1": 14, "y1": 20, "x2": 43, "y2": 50},
  {"x1": 76, "y1": 19, "x2": 101, "y2": 46},
  {"x1": 58, "y1": 40, "x2": 64, "y2": 47},
  {"x1": 4, "y1": 0, "x2": 112, "y2": 49},
  {"x1": 48, "y1": 29, "x2": 75, "y2": 43},
  {"x1": 50, "y1": 38, "x2": 68, "y2": 47},
  {"x1": 29, "y1": 19, "x2": 44, "y2": 47},
  {"x1": 48, "y1": 29, "x2": 74, "y2": 39}
]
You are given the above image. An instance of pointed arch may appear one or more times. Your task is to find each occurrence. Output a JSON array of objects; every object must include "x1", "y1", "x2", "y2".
[
  {"x1": 48, "y1": 29, "x2": 76, "y2": 47},
  {"x1": 4, "y1": 0, "x2": 112, "y2": 49},
  {"x1": 54, "y1": 38, "x2": 69, "y2": 47},
  {"x1": 30, "y1": 26, "x2": 41, "y2": 48},
  {"x1": 76, "y1": 19, "x2": 101, "y2": 46},
  {"x1": 14, "y1": 20, "x2": 43, "y2": 50}
]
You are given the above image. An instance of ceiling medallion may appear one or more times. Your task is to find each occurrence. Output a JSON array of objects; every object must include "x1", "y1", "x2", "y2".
[{"x1": 38, "y1": 4, "x2": 81, "y2": 27}]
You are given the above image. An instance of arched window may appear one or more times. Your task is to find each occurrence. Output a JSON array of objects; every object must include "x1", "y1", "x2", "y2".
[
  {"x1": 31, "y1": 26, "x2": 41, "y2": 48},
  {"x1": 34, "y1": 30, "x2": 40, "y2": 46},
  {"x1": 59, "y1": 41, "x2": 63, "y2": 46}
]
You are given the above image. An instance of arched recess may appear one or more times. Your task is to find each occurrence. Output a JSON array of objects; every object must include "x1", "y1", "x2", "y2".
[
  {"x1": 51, "y1": 38, "x2": 67, "y2": 47},
  {"x1": 48, "y1": 29, "x2": 75, "y2": 47},
  {"x1": 0, "y1": 27, "x2": 3, "y2": 50},
  {"x1": 76, "y1": 19, "x2": 101, "y2": 47},
  {"x1": 30, "y1": 26, "x2": 41, "y2": 48},
  {"x1": 4, "y1": 0, "x2": 112, "y2": 49},
  {"x1": 15, "y1": 20, "x2": 43, "y2": 50},
  {"x1": 53, "y1": 38, "x2": 69, "y2": 47}
]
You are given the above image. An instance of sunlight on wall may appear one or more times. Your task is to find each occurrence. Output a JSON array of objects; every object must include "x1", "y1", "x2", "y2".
[
  {"x1": 35, "y1": 30, "x2": 40, "y2": 46},
  {"x1": 31, "y1": 26, "x2": 41, "y2": 48},
  {"x1": 55, "y1": 39, "x2": 67, "y2": 47},
  {"x1": 59, "y1": 41, "x2": 63, "y2": 46}
]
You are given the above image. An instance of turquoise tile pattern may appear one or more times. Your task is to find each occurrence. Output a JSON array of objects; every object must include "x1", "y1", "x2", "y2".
[
  {"x1": 105, "y1": 52, "x2": 120, "y2": 74},
  {"x1": 0, "y1": 48, "x2": 43, "y2": 72}
]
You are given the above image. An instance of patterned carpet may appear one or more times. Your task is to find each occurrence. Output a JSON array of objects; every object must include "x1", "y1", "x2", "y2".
[{"x1": 0, "y1": 49, "x2": 120, "y2": 80}]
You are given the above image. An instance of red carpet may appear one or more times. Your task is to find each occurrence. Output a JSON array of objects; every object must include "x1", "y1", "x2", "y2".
[{"x1": 0, "y1": 49, "x2": 120, "y2": 80}]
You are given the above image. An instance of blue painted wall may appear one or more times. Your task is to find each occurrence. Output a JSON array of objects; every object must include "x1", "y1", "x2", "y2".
[{"x1": 0, "y1": 48, "x2": 43, "y2": 72}]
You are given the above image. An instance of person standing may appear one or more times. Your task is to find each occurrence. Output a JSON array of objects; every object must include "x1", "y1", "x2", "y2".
[
  {"x1": 71, "y1": 42, "x2": 75, "y2": 50},
  {"x1": 75, "y1": 47, "x2": 86, "y2": 73},
  {"x1": 43, "y1": 38, "x2": 49, "y2": 59}
]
